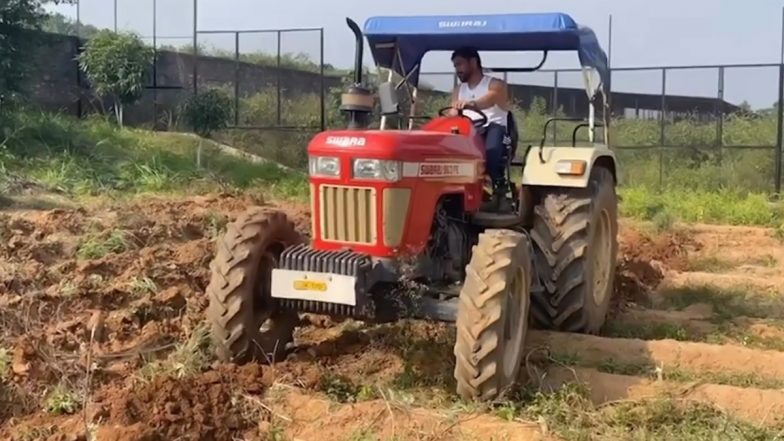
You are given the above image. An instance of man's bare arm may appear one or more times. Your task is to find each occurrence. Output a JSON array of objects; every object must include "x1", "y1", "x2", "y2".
[
  {"x1": 446, "y1": 86, "x2": 460, "y2": 116},
  {"x1": 470, "y1": 78, "x2": 509, "y2": 110}
]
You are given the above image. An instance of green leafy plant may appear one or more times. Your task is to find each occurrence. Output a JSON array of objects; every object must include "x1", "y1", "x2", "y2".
[
  {"x1": 181, "y1": 89, "x2": 234, "y2": 138},
  {"x1": 181, "y1": 88, "x2": 233, "y2": 167},
  {"x1": 77, "y1": 30, "x2": 154, "y2": 127},
  {"x1": 45, "y1": 383, "x2": 79, "y2": 415}
]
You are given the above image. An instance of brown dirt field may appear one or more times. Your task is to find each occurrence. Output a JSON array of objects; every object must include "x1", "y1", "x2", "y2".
[
  {"x1": 527, "y1": 330, "x2": 784, "y2": 380},
  {"x1": 264, "y1": 387, "x2": 554, "y2": 441},
  {"x1": 541, "y1": 367, "x2": 784, "y2": 427},
  {"x1": 3, "y1": 194, "x2": 784, "y2": 439},
  {"x1": 654, "y1": 223, "x2": 784, "y2": 294}
]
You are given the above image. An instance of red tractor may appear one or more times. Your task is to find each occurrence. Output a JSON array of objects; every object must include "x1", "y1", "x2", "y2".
[{"x1": 205, "y1": 12, "x2": 618, "y2": 401}]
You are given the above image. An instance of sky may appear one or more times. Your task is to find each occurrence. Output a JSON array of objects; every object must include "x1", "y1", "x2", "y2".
[{"x1": 47, "y1": 0, "x2": 784, "y2": 108}]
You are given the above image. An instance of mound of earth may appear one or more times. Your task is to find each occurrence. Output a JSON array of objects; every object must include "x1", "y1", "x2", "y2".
[{"x1": 613, "y1": 225, "x2": 700, "y2": 306}]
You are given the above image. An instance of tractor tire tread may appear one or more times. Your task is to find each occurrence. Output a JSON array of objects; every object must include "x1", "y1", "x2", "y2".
[
  {"x1": 453, "y1": 229, "x2": 531, "y2": 402},
  {"x1": 205, "y1": 207, "x2": 302, "y2": 364},
  {"x1": 530, "y1": 167, "x2": 618, "y2": 334}
]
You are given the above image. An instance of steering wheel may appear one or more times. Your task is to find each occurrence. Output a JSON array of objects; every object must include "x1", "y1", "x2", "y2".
[{"x1": 438, "y1": 106, "x2": 488, "y2": 129}]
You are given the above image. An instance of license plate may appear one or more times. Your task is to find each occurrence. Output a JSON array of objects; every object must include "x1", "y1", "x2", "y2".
[
  {"x1": 271, "y1": 269, "x2": 357, "y2": 306},
  {"x1": 293, "y1": 279, "x2": 327, "y2": 292}
]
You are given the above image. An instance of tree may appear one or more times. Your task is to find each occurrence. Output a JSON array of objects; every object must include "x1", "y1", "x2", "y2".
[
  {"x1": 0, "y1": 1, "x2": 74, "y2": 96},
  {"x1": 77, "y1": 30, "x2": 154, "y2": 127},
  {"x1": 181, "y1": 88, "x2": 233, "y2": 167},
  {"x1": 42, "y1": 11, "x2": 101, "y2": 38}
]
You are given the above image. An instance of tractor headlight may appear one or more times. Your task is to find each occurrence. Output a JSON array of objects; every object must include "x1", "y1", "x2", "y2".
[
  {"x1": 352, "y1": 158, "x2": 402, "y2": 181},
  {"x1": 309, "y1": 156, "x2": 340, "y2": 178}
]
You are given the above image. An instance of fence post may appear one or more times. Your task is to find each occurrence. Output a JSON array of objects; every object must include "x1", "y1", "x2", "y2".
[
  {"x1": 152, "y1": 0, "x2": 158, "y2": 130},
  {"x1": 276, "y1": 30, "x2": 282, "y2": 126},
  {"x1": 234, "y1": 32, "x2": 240, "y2": 126},
  {"x1": 716, "y1": 67, "x2": 724, "y2": 151},
  {"x1": 659, "y1": 68, "x2": 667, "y2": 187},
  {"x1": 192, "y1": 0, "x2": 198, "y2": 96},
  {"x1": 320, "y1": 28, "x2": 326, "y2": 131},
  {"x1": 776, "y1": 64, "x2": 784, "y2": 195}
]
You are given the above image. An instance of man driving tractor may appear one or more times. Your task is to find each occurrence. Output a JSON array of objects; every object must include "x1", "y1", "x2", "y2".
[{"x1": 449, "y1": 46, "x2": 513, "y2": 213}]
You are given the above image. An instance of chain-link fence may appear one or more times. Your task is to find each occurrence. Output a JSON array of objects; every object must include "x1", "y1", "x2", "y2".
[
  {"x1": 30, "y1": 2, "x2": 784, "y2": 192},
  {"x1": 419, "y1": 64, "x2": 784, "y2": 194}
]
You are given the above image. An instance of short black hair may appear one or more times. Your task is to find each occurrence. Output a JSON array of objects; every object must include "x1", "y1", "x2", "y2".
[{"x1": 451, "y1": 46, "x2": 481, "y2": 68}]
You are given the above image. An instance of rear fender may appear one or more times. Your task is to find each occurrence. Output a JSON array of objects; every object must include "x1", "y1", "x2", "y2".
[{"x1": 521, "y1": 146, "x2": 618, "y2": 188}]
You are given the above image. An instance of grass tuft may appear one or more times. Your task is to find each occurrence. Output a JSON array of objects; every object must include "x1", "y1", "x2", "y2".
[
  {"x1": 506, "y1": 382, "x2": 783, "y2": 440},
  {"x1": 138, "y1": 324, "x2": 212, "y2": 381},
  {"x1": 0, "y1": 347, "x2": 10, "y2": 380},
  {"x1": 76, "y1": 228, "x2": 131, "y2": 259},
  {"x1": 128, "y1": 276, "x2": 158, "y2": 295},
  {"x1": 318, "y1": 374, "x2": 361, "y2": 404},
  {"x1": 44, "y1": 383, "x2": 80, "y2": 415}
]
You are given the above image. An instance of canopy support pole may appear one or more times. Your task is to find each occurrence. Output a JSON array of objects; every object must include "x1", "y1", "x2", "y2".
[{"x1": 380, "y1": 68, "x2": 394, "y2": 130}]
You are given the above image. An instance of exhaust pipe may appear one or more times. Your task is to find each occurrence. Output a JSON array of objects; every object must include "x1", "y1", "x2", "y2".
[
  {"x1": 346, "y1": 18, "x2": 364, "y2": 85},
  {"x1": 340, "y1": 17, "x2": 373, "y2": 129}
]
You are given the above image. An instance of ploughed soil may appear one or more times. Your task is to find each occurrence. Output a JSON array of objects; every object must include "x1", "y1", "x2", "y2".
[{"x1": 2, "y1": 195, "x2": 783, "y2": 440}]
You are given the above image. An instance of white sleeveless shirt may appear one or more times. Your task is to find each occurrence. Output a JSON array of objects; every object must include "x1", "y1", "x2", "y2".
[{"x1": 457, "y1": 75, "x2": 508, "y2": 127}]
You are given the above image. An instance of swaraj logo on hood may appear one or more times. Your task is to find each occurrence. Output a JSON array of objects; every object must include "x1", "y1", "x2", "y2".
[
  {"x1": 438, "y1": 20, "x2": 488, "y2": 28},
  {"x1": 325, "y1": 136, "x2": 366, "y2": 147}
]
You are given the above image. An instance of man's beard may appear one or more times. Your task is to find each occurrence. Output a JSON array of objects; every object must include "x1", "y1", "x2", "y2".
[{"x1": 456, "y1": 72, "x2": 469, "y2": 82}]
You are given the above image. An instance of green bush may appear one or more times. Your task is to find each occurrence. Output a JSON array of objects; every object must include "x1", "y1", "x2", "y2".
[{"x1": 181, "y1": 89, "x2": 233, "y2": 137}]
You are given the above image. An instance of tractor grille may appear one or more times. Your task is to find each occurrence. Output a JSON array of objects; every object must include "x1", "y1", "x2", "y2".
[
  {"x1": 278, "y1": 244, "x2": 375, "y2": 319},
  {"x1": 319, "y1": 185, "x2": 377, "y2": 244}
]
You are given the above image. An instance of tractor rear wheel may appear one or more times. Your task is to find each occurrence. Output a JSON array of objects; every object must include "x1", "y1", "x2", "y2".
[
  {"x1": 205, "y1": 207, "x2": 304, "y2": 363},
  {"x1": 453, "y1": 229, "x2": 532, "y2": 401},
  {"x1": 530, "y1": 166, "x2": 618, "y2": 334}
]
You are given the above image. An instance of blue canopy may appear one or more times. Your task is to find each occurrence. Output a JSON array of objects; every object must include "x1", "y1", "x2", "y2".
[{"x1": 363, "y1": 12, "x2": 609, "y2": 95}]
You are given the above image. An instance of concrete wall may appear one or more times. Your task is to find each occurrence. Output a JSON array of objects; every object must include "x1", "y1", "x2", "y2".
[{"x1": 25, "y1": 31, "x2": 344, "y2": 128}]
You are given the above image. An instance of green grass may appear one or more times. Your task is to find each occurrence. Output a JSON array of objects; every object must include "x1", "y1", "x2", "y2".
[
  {"x1": 317, "y1": 374, "x2": 363, "y2": 404},
  {"x1": 682, "y1": 253, "x2": 777, "y2": 272},
  {"x1": 653, "y1": 286, "x2": 784, "y2": 321},
  {"x1": 597, "y1": 359, "x2": 784, "y2": 390},
  {"x1": 603, "y1": 321, "x2": 692, "y2": 341},
  {"x1": 620, "y1": 186, "x2": 784, "y2": 227},
  {"x1": 44, "y1": 383, "x2": 80, "y2": 415},
  {"x1": 682, "y1": 256, "x2": 740, "y2": 273},
  {"x1": 76, "y1": 228, "x2": 131, "y2": 259},
  {"x1": 505, "y1": 383, "x2": 783, "y2": 440},
  {"x1": 705, "y1": 323, "x2": 784, "y2": 352},
  {"x1": 137, "y1": 324, "x2": 212, "y2": 381},
  {"x1": 128, "y1": 276, "x2": 158, "y2": 296},
  {"x1": 0, "y1": 109, "x2": 308, "y2": 201},
  {"x1": 596, "y1": 399, "x2": 778, "y2": 440}
]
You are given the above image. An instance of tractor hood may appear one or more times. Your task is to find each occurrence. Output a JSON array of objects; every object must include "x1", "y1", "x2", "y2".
[{"x1": 307, "y1": 129, "x2": 484, "y2": 162}]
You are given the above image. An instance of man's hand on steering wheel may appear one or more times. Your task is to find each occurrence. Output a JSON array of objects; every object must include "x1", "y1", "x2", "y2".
[
  {"x1": 453, "y1": 99, "x2": 477, "y2": 111},
  {"x1": 438, "y1": 103, "x2": 488, "y2": 128}
]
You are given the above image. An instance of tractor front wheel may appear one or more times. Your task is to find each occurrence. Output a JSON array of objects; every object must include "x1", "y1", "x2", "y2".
[
  {"x1": 453, "y1": 229, "x2": 532, "y2": 401},
  {"x1": 530, "y1": 166, "x2": 618, "y2": 334},
  {"x1": 205, "y1": 207, "x2": 304, "y2": 363}
]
